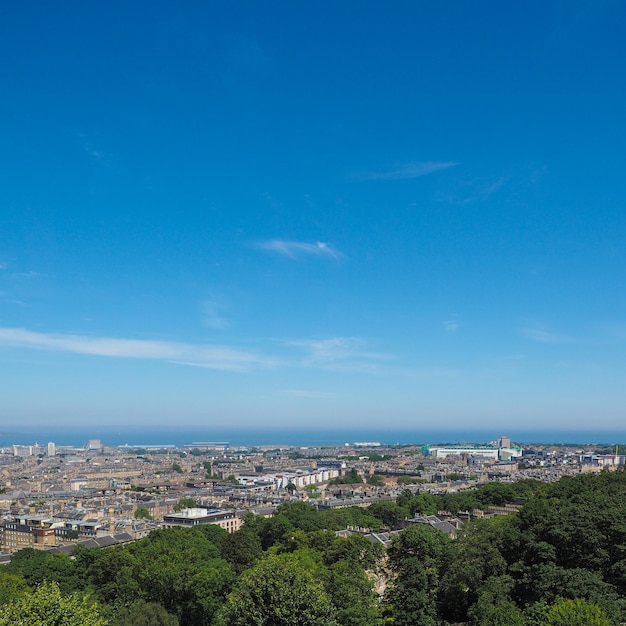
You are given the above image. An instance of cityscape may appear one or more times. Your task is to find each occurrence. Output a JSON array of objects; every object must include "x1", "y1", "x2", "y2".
[
  {"x1": 2, "y1": 0, "x2": 626, "y2": 623},
  {"x1": 1, "y1": 434, "x2": 622, "y2": 555}
]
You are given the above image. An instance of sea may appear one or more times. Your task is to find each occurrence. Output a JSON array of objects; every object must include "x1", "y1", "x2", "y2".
[{"x1": 2, "y1": 426, "x2": 626, "y2": 449}]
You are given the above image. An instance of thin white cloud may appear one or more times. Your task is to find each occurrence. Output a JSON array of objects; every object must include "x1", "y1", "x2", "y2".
[
  {"x1": 0, "y1": 327, "x2": 269, "y2": 372},
  {"x1": 0, "y1": 294, "x2": 25, "y2": 306},
  {"x1": 202, "y1": 299, "x2": 230, "y2": 330},
  {"x1": 482, "y1": 177, "x2": 509, "y2": 195},
  {"x1": 0, "y1": 328, "x2": 392, "y2": 375},
  {"x1": 78, "y1": 131, "x2": 108, "y2": 161},
  {"x1": 0, "y1": 262, "x2": 7, "y2": 270},
  {"x1": 518, "y1": 327, "x2": 580, "y2": 344},
  {"x1": 256, "y1": 240, "x2": 342, "y2": 260},
  {"x1": 259, "y1": 191, "x2": 281, "y2": 208},
  {"x1": 444, "y1": 319, "x2": 460, "y2": 332},
  {"x1": 438, "y1": 175, "x2": 510, "y2": 205},
  {"x1": 356, "y1": 161, "x2": 457, "y2": 181},
  {"x1": 285, "y1": 337, "x2": 390, "y2": 371}
]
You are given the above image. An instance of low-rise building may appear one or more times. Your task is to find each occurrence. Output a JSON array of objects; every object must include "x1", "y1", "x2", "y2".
[
  {"x1": 1, "y1": 521, "x2": 56, "y2": 552},
  {"x1": 162, "y1": 508, "x2": 241, "y2": 533},
  {"x1": 422, "y1": 444, "x2": 522, "y2": 460}
]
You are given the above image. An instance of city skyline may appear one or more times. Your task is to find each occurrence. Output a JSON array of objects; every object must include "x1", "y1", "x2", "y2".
[{"x1": 2, "y1": 2, "x2": 626, "y2": 432}]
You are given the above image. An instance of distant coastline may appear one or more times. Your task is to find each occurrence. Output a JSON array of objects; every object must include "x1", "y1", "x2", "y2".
[{"x1": 2, "y1": 427, "x2": 626, "y2": 449}]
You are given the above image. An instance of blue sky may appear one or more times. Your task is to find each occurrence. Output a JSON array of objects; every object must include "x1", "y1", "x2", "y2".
[{"x1": 2, "y1": 1, "x2": 626, "y2": 435}]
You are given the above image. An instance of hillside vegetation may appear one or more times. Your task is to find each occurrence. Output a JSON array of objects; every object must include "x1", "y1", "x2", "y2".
[{"x1": 2, "y1": 470, "x2": 626, "y2": 625}]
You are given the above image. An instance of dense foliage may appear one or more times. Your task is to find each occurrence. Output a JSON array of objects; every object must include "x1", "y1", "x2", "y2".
[{"x1": 3, "y1": 471, "x2": 626, "y2": 624}]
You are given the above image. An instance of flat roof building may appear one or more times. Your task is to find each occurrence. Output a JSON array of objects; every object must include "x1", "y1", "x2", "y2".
[
  {"x1": 422, "y1": 444, "x2": 522, "y2": 460},
  {"x1": 162, "y1": 508, "x2": 241, "y2": 533}
]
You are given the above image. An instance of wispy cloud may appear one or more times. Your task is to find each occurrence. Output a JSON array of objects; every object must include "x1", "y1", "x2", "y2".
[
  {"x1": 0, "y1": 327, "x2": 392, "y2": 375},
  {"x1": 0, "y1": 262, "x2": 7, "y2": 270},
  {"x1": 356, "y1": 161, "x2": 457, "y2": 181},
  {"x1": 518, "y1": 327, "x2": 581, "y2": 344},
  {"x1": 259, "y1": 191, "x2": 281, "y2": 209},
  {"x1": 0, "y1": 294, "x2": 25, "y2": 306},
  {"x1": 78, "y1": 132, "x2": 109, "y2": 161},
  {"x1": 202, "y1": 299, "x2": 230, "y2": 330},
  {"x1": 444, "y1": 318, "x2": 460, "y2": 332},
  {"x1": 438, "y1": 175, "x2": 510, "y2": 205},
  {"x1": 284, "y1": 337, "x2": 390, "y2": 371},
  {"x1": 0, "y1": 327, "x2": 269, "y2": 372},
  {"x1": 256, "y1": 240, "x2": 342, "y2": 260}
]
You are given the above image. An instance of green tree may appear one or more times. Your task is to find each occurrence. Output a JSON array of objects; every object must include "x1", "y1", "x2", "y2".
[
  {"x1": 318, "y1": 506, "x2": 382, "y2": 533},
  {"x1": 196, "y1": 522, "x2": 228, "y2": 548},
  {"x1": 367, "y1": 501, "x2": 408, "y2": 528},
  {"x1": 216, "y1": 554, "x2": 338, "y2": 626},
  {"x1": 86, "y1": 527, "x2": 234, "y2": 625},
  {"x1": 475, "y1": 482, "x2": 516, "y2": 507},
  {"x1": 134, "y1": 507, "x2": 153, "y2": 520},
  {"x1": 275, "y1": 502, "x2": 325, "y2": 533},
  {"x1": 324, "y1": 559, "x2": 382, "y2": 626},
  {"x1": 387, "y1": 524, "x2": 450, "y2": 626},
  {"x1": 346, "y1": 467, "x2": 363, "y2": 483},
  {"x1": 220, "y1": 527, "x2": 263, "y2": 574},
  {"x1": 396, "y1": 488, "x2": 414, "y2": 509},
  {"x1": 304, "y1": 485, "x2": 320, "y2": 498},
  {"x1": 0, "y1": 580, "x2": 107, "y2": 626},
  {"x1": 409, "y1": 493, "x2": 438, "y2": 516},
  {"x1": 112, "y1": 600, "x2": 179, "y2": 626},
  {"x1": 439, "y1": 519, "x2": 509, "y2": 623},
  {"x1": 467, "y1": 575, "x2": 524, "y2": 626},
  {"x1": 0, "y1": 571, "x2": 29, "y2": 606},
  {"x1": 441, "y1": 490, "x2": 480, "y2": 514},
  {"x1": 470, "y1": 601, "x2": 524, "y2": 626},
  {"x1": 320, "y1": 532, "x2": 385, "y2": 571},
  {"x1": 329, "y1": 468, "x2": 363, "y2": 485},
  {"x1": 525, "y1": 598, "x2": 611, "y2": 626},
  {"x1": 4, "y1": 548, "x2": 83, "y2": 595},
  {"x1": 257, "y1": 513, "x2": 295, "y2": 550},
  {"x1": 173, "y1": 497, "x2": 197, "y2": 512},
  {"x1": 397, "y1": 475, "x2": 424, "y2": 485},
  {"x1": 396, "y1": 489, "x2": 438, "y2": 516}
]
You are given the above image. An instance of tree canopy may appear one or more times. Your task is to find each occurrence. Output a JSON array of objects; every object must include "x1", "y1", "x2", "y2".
[
  {"x1": 2, "y1": 470, "x2": 626, "y2": 625},
  {"x1": 0, "y1": 581, "x2": 107, "y2": 626}
]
